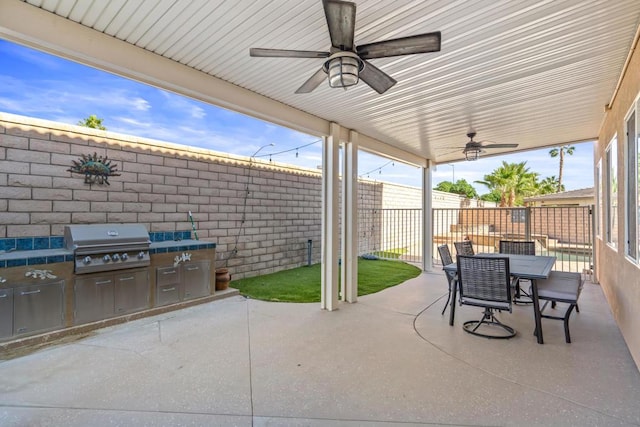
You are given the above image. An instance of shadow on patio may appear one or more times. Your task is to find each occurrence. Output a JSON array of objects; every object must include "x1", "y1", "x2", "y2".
[{"x1": 1, "y1": 272, "x2": 639, "y2": 426}]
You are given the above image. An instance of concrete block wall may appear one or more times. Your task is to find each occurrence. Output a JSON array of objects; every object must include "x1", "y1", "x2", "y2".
[{"x1": 0, "y1": 113, "x2": 427, "y2": 279}]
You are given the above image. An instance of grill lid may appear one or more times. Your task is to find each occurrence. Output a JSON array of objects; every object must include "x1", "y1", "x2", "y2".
[{"x1": 64, "y1": 224, "x2": 150, "y2": 251}]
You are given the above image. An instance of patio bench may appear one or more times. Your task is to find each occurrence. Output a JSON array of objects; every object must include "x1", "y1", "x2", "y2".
[{"x1": 532, "y1": 271, "x2": 583, "y2": 343}]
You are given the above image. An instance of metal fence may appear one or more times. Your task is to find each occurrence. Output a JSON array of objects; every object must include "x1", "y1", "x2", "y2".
[
  {"x1": 358, "y1": 206, "x2": 594, "y2": 276},
  {"x1": 433, "y1": 206, "x2": 593, "y2": 275},
  {"x1": 359, "y1": 208, "x2": 423, "y2": 262}
]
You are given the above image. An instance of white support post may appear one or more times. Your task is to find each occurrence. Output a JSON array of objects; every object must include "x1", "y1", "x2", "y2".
[
  {"x1": 321, "y1": 123, "x2": 341, "y2": 310},
  {"x1": 341, "y1": 131, "x2": 359, "y2": 302},
  {"x1": 422, "y1": 160, "x2": 434, "y2": 272}
]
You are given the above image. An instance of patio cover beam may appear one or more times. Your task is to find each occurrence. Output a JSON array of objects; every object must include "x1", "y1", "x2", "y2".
[
  {"x1": 321, "y1": 123, "x2": 341, "y2": 311},
  {"x1": 341, "y1": 131, "x2": 358, "y2": 303},
  {"x1": 422, "y1": 161, "x2": 434, "y2": 272}
]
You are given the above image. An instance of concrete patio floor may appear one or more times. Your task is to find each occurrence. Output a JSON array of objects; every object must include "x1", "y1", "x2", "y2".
[{"x1": 1, "y1": 271, "x2": 639, "y2": 426}]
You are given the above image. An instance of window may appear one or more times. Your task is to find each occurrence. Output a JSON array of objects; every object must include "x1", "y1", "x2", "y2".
[
  {"x1": 626, "y1": 108, "x2": 637, "y2": 260},
  {"x1": 606, "y1": 136, "x2": 618, "y2": 249}
]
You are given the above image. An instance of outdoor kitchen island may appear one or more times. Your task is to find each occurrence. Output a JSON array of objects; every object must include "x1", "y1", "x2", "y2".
[{"x1": 0, "y1": 224, "x2": 234, "y2": 353}]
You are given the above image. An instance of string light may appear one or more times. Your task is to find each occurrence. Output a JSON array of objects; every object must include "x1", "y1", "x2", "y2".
[
  {"x1": 254, "y1": 139, "x2": 321, "y2": 159},
  {"x1": 359, "y1": 160, "x2": 394, "y2": 178}
]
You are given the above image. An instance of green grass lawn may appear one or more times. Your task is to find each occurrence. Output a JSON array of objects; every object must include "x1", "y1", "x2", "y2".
[{"x1": 230, "y1": 258, "x2": 421, "y2": 302}]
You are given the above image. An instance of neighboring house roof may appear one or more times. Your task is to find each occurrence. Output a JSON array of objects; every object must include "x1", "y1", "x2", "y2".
[{"x1": 524, "y1": 187, "x2": 594, "y2": 202}]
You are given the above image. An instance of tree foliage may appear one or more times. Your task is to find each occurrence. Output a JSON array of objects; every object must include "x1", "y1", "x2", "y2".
[
  {"x1": 475, "y1": 161, "x2": 540, "y2": 207},
  {"x1": 435, "y1": 178, "x2": 478, "y2": 199},
  {"x1": 77, "y1": 114, "x2": 106, "y2": 130}
]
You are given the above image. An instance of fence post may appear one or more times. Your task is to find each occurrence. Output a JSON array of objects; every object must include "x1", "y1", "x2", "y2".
[{"x1": 525, "y1": 206, "x2": 532, "y2": 240}]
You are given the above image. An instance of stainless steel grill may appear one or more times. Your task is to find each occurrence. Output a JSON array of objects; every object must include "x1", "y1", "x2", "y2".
[{"x1": 64, "y1": 224, "x2": 151, "y2": 274}]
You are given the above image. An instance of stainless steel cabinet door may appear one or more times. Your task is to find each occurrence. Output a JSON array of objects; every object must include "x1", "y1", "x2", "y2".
[
  {"x1": 0, "y1": 288, "x2": 13, "y2": 339},
  {"x1": 13, "y1": 281, "x2": 64, "y2": 336},
  {"x1": 114, "y1": 270, "x2": 149, "y2": 315},
  {"x1": 182, "y1": 261, "x2": 210, "y2": 300},
  {"x1": 74, "y1": 275, "x2": 115, "y2": 324}
]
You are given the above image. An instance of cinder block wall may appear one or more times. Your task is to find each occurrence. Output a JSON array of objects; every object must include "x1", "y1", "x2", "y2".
[{"x1": 0, "y1": 113, "x2": 424, "y2": 279}]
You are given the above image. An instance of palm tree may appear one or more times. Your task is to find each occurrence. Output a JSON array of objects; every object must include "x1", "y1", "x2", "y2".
[
  {"x1": 549, "y1": 145, "x2": 575, "y2": 192},
  {"x1": 536, "y1": 176, "x2": 563, "y2": 194},
  {"x1": 77, "y1": 114, "x2": 107, "y2": 130},
  {"x1": 475, "y1": 161, "x2": 538, "y2": 207}
]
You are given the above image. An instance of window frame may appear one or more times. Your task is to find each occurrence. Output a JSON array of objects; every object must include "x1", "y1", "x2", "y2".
[
  {"x1": 625, "y1": 105, "x2": 638, "y2": 261},
  {"x1": 596, "y1": 159, "x2": 602, "y2": 239},
  {"x1": 605, "y1": 135, "x2": 618, "y2": 250}
]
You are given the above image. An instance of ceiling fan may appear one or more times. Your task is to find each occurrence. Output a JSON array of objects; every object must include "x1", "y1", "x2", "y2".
[
  {"x1": 459, "y1": 131, "x2": 519, "y2": 161},
  {"x1": 249, "y1": 0, "x2": 441, "y2": 94}
]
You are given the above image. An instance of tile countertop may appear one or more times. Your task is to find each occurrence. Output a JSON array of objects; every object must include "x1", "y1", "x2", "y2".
[
  {"x1": 0, "y1": 240, "x2": 215, "y2": 268},
  {"x1": 149, "y1": 240, "x2": 215, "y2": 254}
]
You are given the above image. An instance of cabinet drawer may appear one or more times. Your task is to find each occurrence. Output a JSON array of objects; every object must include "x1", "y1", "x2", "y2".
[
  {"x1": 156, "y1": 266, "x2": 181, "y2": 286},
  {"x1": 156, "y1": 283, "x2": 180, "y2": 306}
]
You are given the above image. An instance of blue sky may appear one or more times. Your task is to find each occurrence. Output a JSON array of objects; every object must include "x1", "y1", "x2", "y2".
[{"x1": 0, "y1": 39, "x2": 593, "y2": 194}]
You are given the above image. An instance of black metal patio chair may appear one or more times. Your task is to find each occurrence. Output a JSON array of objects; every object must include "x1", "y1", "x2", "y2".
[
  {"x1": 499, "y1": 240, "x2": 535, "y2": 303},
  {"x1": 454, "y1": 240, "x2": 475, "y2": 256},
  {"x1": 456, "y1": 255, "x2": 516, "y2": 339},
  {"x1": 437, "y1": 244, "x2": 456, "y2": 315}
]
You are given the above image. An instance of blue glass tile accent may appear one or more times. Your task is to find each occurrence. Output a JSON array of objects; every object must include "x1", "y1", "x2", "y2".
[
  {"x1": 149, "y1": 248, "x2": 156, "y2": 255},
  {"x1": 28, "y1": 257, "x2": 46, "y2": 265},
  {"x1": 156, "y1": 247, "x2": 167, "y2": 254},
  {"x1": 182, "y1": 231, "x2": 191, "y2": 240},
  {"x1": 34, "y1": 237, "x2": 50, "y2": 250},
  {"x1": 149, "y1": 233, "x2": 157, "y2": 242},
  {"x1": 3, "y1": 238, "x2": 16, "y2": 252},
  {"x1": 50, "y1": 237, "x2": 64, "y2": 249},
  {"x1": 0, "y1": 260, "x2": 6, "y2": 268},
  {"x1": 65, "y1": 254, "x2": 74, "y2": 262},
  {"x1": 7, "y1": 258, "x2": 27, "y2": 267},
  {"x1": 16, "y1": 238, "x2": 34, "y2": 251},
  {"x1": 47, "y1": 255, "x2": 65, "y2": 264},
  {"x1": 162, "y1": 232, "x2": 172, "y2": 242}
]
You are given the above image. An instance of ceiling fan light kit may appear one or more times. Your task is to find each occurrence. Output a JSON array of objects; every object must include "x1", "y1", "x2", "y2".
[
  {"x1": 325, "y1": 52, "x2": 363, "y2": 88},
  {"x1": 249, "y1": 0, "x2": 441, "y2": 94},
  {"x1": 464, "y1": 148, "x2": 481, "y2": 161}
]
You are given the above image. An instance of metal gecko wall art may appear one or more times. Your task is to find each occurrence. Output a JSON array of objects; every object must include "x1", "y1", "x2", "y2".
[{"x1": 67, "y1": 152, "x2": 120, "y2": 186}]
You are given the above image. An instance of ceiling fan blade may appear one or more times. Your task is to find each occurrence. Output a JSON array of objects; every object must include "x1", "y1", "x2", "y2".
[
  {"x1": 357, "y1": 32, "x2": 441, "y2": 59},
  {"x1": 359, "y1": 60, "x2": 397, "y2": 94},
  {"x1": 480, "y1": 143, "x2": 519, "y2": 149},
  {"x1": 295, "y1": 68, "x2": 328, "y2": 94},
  {"x1": 323, "y1": 0, "x2": 356, "y2": 50},
  {"x1": 250, "y1": 48, "x2": 330, "y2": 58}
]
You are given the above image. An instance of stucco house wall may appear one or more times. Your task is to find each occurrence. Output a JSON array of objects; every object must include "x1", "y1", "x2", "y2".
[{"x1": 596, "y1": 35, "x2": 640, "y2": 368}]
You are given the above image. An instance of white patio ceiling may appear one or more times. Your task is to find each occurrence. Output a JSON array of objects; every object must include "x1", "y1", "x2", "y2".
[{"x1": 2, "y1": 0, "x2": 640, "y2": 166}]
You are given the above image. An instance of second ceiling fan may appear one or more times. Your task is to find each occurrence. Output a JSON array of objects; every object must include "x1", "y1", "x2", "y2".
[
  {"x1": 250, "y1": 0, "x2": 441, "y2": 94},
  {"x1": 459, "y1": 131, "x2": 519, "y2": 161}
]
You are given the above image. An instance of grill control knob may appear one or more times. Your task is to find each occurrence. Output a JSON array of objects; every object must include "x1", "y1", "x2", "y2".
[
  {"x1": 121, "y1": 253, "x2": 129, "y2": 261},
  {"x1": 137, "y1": 251, "x2": 146, "y2": 259},
  {"x1": 112, "y1": 253, "x2": 121, "y2": 262},
  {"x1": 102, "y1": 254, "x2": 112, "y2": 263},
  {"x1": 83, "y1": 256, "x2": 92, "y2": 265}
]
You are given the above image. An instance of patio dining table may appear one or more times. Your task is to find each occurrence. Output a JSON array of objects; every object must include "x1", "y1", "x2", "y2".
[{"x1": 444, "y1": 253, "x2": 556, "y2": 344}]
